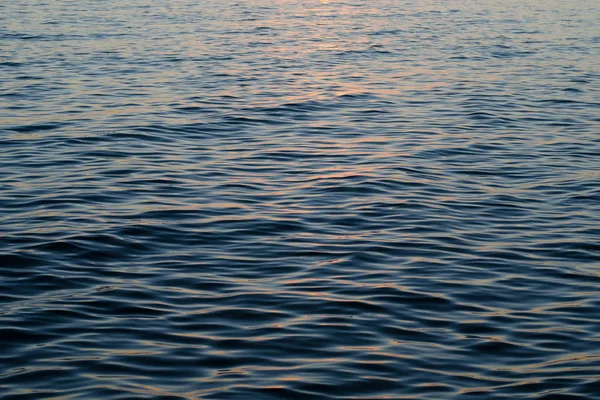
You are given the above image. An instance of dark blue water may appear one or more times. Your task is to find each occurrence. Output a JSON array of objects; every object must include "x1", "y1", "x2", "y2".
[{"x1": 2, "y1": 0, "x2": 600, "y2": 398}]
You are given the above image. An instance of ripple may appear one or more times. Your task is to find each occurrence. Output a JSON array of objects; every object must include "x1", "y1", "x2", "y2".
[{"x1": 1, "y1": 0, "x2": 600, "y2": 398}]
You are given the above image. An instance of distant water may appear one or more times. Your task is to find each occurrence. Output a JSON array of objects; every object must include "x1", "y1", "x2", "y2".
[{"x1": 2, "y1": 0, "x2": 600, "y2": 398}]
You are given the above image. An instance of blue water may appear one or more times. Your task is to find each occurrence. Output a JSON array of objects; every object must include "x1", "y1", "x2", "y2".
[{"x1": 2, "y1": 0, "x2": 600, "y2": 398}]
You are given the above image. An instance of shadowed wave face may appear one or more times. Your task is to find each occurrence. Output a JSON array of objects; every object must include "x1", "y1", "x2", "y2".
[{"x1": 1, "y1": 0, "x2": 600, "y2": 399}]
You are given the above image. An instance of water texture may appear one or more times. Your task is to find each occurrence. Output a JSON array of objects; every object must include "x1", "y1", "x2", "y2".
[{"x1": 1, "y1": 0, "x2": 600, "y2": 398}]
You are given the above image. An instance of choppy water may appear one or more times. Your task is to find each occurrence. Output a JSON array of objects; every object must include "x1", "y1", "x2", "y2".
[{"x1": 2, "y1": 0, "x2": 600, "y2": 398}]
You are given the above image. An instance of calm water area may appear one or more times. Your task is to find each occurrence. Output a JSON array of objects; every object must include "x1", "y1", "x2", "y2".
[{"x1": 1, "y1": 0, "x2": 600, "y2": 398}]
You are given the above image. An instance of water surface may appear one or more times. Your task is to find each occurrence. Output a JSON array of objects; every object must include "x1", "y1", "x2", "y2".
[{"x1": 1, "y1": 0, "x2": 600, "y2": 398}]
